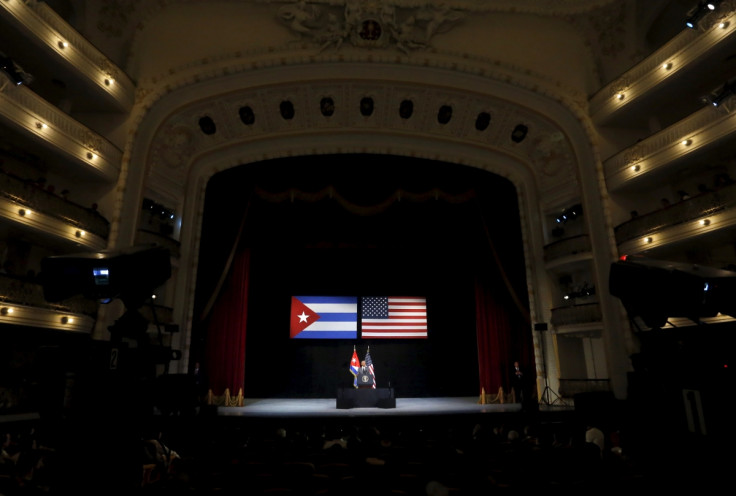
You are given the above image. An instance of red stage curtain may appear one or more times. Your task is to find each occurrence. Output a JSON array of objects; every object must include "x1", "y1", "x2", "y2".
[
  {"x1": 475, "y1": 203, "x2": 533, "y2": 396},
  {"x1": 475, "y1": 279, "x2": 513, "y2": 394},
  {"x1": 203, "y1": 248, "x2": 250, "y2": 395}
]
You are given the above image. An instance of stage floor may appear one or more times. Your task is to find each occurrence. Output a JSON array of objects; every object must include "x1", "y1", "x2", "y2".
[{"x1": 213, "y1": 397, "x2": 571, "y2": 418}]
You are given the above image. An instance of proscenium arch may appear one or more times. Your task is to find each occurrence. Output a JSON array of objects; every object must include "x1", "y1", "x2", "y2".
[
  {"x1": 114, "y1": 60, "x2": 626, "y2": 396},
  {"x1": 172, "y1": 141, "x2": 542, "y2": 367}
]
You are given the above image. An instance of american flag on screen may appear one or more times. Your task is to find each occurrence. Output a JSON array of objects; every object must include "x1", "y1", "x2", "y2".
[{"x1": 361, "y1": 296, "x2": 428, "y2": 338}]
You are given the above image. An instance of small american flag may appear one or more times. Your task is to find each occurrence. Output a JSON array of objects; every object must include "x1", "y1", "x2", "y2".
[
  {"x1": 361, "y1": 296, "x2": 428, "y2": 338},
  {"x1": 364, "y1": 348, "x2": 376, "y2": 389}
]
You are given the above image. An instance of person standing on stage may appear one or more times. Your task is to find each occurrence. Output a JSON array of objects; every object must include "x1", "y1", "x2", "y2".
[
  {"x1": 358, "y1": 360, "x2": 374, "y2": 388},
  {"x1": 511, "y1": 361, "x2": 525, "y2": 403}
]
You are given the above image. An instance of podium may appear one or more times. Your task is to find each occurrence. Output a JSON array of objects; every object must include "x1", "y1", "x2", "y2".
[
  {"x1": 357, "y1": 372, "x2": 374, "y2": 388},
  {"x1": 336, "y1": 387, "x2": 396, "y2": 409}
]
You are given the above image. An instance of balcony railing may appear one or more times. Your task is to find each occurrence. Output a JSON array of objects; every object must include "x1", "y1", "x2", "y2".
[
  {"x1": 614, "y1": 182, "x2": 736, "y2": 244},
  {"x1": 0, "y1": 171, "x2": 110, "y2": 239},
  {"x1": 0, "y1": 273, "x2": 98, "y2": 317},
  {"x1": 543, "y1": 234, "x2": 591, "y2": 262},
  {"x1": 550, "y1": 302, "x2": 602, "y2": 327}
]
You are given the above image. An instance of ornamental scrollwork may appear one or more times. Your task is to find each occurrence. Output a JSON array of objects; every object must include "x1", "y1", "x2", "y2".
[{"x1": 276, "y1": 0, "x2": 465, "y2": 54}]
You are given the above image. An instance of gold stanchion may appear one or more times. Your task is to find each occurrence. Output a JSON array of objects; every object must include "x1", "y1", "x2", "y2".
[{"x1": 478, "y1": 387, "x2": 486, "y2": 404}]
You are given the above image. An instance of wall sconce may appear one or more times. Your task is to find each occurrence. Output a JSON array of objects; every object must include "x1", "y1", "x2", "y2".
[
  {"x1": 662, "y1": 62, "x2": 673, "y2": 70},
  {"x1": 18, "y1": 208, "x2": 29, "y2": 217},
  {"x1": 75, "y1": 230, "x2": 85, "y2": 238},
  {"x1": 681, "y1": 138, "x2": 692, "y2": 146},
  {"x1": 645, "y1": 236, "x2": 653, "y2": 243},
  {"x1": 35, "y1": 122, "x2": 47, "y2": 129},
  {"x1": 631, "y1": 164, "x2": 641, "y2": 172},
  {"x1": 58, "y1": 40, "x2": 68, "y2": 49},
  {"x1": 105, "y1": 77, "x2": 114, "y2": 86},
  {"x1": 0, "y1": 307, "x2": 11, "y2": 315},
  {"x1": 700, "y1": 219, "x2": 711, "y2": 226},
  {"x1": 61, "y1": 316, "x2": 73, "y2": 324},
  {"x1": 615, "y1": 93, "x2": 625, "y2": 100}
]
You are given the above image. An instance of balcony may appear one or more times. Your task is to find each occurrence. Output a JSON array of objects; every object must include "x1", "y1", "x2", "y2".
[
  {"x1": 550, "y1": 302, "x2": 602, "y2": 327},
  {"x1": 0, "y1": 273, "x2": 97, "y2": 333},
  {"x1": 614, "y1": 182, "x2": 735, "y2": 245},
  {"x1": 0, "y1": 273, "x2": 97, "y2": 316},
  {"x1": 0, "y1": 170, "x2": 109, "y2": 241},
  {"x1": 0, "y1": 0, "x2": 135, "y2": 113},
  {"x1": 543, "y1": 234, "x2": 592, "y2": 263}
]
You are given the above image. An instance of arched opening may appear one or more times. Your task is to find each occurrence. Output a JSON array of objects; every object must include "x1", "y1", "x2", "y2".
[{"x1": 191, "y1": 154, "x2": 534, "y2": 399}]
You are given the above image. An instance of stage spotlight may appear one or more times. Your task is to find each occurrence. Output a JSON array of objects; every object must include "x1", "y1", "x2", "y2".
[
  {"x1": 686, "y1": 1, "x2": 721, "y2": 28},
  {"x1": 685, "y1": 2, "x2": 706, "y2": 28},
  {"x1": 555, "y1": 203, "x2": 583, "y2": 224},
  {"x1": 0, "y1": 53, "x2": 32, "y2": 86},
  {"x1": 708, "y1": 80, "x2": 736, "y2": 107}
]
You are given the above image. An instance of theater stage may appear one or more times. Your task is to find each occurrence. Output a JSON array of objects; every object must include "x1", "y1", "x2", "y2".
[{"x1": 212, "y1": 397, "x2": 572, "y2": 419}]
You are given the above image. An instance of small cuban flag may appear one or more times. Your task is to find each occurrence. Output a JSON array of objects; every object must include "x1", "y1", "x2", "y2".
[
  {"x1": 290, "y1": 296, "x2": 358, "y2": 339},
  {"x1": 349, "y1": 347, "x2": 360, "y2": 388}
]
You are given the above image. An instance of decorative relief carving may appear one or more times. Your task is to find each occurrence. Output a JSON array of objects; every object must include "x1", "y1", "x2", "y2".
[
  {"x1": 96, "y1": 0, "x2": 140, "y2": 38},
  {"x1": 152, "y1": 124, "x2": 197, "y2": 170},
  {"x1": 82, "y1": 131, "x2": 104, "y2": 153},
  {"x1": 609, "y1": 76, "x2": 629, "y2": 98},
  {"x1": 529, "y1": 131, "x2": 570, "y2": 177},
  {"x1": 275, "y1": 0, "x2": 465, "y2": 54},
  {"x1": 623, "y1": 144, "x2": 642, "y2": 165}
]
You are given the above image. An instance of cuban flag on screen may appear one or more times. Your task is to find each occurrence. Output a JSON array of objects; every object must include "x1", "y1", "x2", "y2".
[{"x1": 290, "y1": 296, "x2": 358, "y2": 339}]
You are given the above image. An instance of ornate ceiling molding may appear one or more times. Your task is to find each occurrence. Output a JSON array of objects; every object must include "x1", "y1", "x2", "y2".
[{"x1": 142, "y1": 77, "x2": 579, "y2": 203}]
